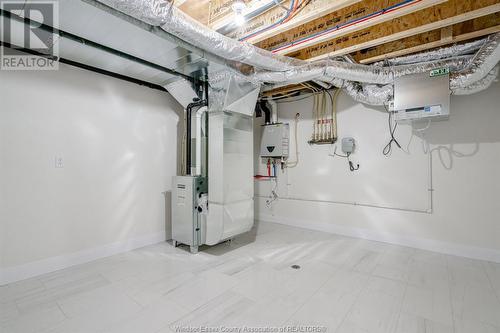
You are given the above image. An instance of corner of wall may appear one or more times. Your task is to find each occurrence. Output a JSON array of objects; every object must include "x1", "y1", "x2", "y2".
[
  {"x1": 0, "y1": 232, "x2": 165, "y2": 286},
  {"x1": 258, "y1": 214, "x2": 500, "y2": 264}
]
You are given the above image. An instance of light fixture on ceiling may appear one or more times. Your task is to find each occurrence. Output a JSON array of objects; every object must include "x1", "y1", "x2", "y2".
[{"x1": 232, "y1": 0, "x2": 247, "y2": 26}]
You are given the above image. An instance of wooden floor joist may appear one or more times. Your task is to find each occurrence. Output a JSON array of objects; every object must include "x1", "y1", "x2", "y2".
[
  {"x1": 359, "y1": 25, "x2": 500, "y2": 63},
  {"x1": 355, "y1": 13, "x2": 500, "y2": 63},
  {"x1": 246, "y1": 0, "x2": 362, "y2": 44},
  {"x1": 223, "y1": 0, "x2": 367, "y2": 41},
  {"x1": 176, "y1": 0, "x2": 500, "y2": 64},
  {"x1": 262, "y1": 84, "x2": 308, "y2": 97},
  {"x1": 301, "y1": 0, "x2": 500, "y2": 61},
  {"x1": 210, "y1": 0, "x2": 285, "y2": 30},
  {"x1": 263, "y1": 0, "x2": 447, "y2": 55}
]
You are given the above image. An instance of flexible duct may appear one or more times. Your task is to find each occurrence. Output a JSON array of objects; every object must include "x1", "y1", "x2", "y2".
[
  {"x1": 372, "y1": 39, "x2": 486, "y2": 66},
  {"x1": 94, "y1": 0, "x2": 499, "y2": 104},
  {"x1": 328, "y1": 79, "x2": 394, "y2": 106},
  {"x1": 450, "y1": 33, "x2": 500, "y2": 89},
  {"x1": 452, "y1": 65, "x2": 499, "y2": 95},
  {"x1": 94, "y1": 0, "x2": 302, "y2": 71},
  {"x1": 255, "y1": 55, "x2": 473, "y2": 85}
]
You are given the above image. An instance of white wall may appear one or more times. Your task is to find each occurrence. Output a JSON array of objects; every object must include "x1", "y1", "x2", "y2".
[
  {"x1": 0, "y1": 64, "x2": 182, "y2": 284},
  {"x1": 255, "y1": 82, "x2": 500, "y2": 262}
]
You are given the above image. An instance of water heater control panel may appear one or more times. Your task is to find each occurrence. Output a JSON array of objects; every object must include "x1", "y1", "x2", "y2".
[{"x1": 260, "y1": 123, "x2": 289, "y2": 158}]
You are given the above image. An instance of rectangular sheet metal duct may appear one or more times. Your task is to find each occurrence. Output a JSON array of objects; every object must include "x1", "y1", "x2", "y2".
[{"x1": 206, "y1": 76, "x2": 260, "y2": 245}]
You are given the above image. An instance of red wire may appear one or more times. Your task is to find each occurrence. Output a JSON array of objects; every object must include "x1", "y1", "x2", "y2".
[
  {"x1": 272, "y1": 0, "x2": 422, "y2": 53},
  {"x1": 282, "y1": 0, "x2": 301, "y2": 24}
]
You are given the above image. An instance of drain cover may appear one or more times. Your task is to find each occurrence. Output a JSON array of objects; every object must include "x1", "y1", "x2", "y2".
[{"x1": 291, "y1": 264, "x2": 301, "y2": 269}]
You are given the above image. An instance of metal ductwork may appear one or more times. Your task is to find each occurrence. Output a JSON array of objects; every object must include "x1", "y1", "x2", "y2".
[{"x1": 92, "y1": 0, "x2": 500, "y2": 106}]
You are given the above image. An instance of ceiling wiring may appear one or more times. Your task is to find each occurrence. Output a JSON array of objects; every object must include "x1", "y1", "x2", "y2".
[
  {"x1": 239, "y1": 0, "x2": 310, "y2": 42},
  {"x1": 270, "y1": 0, "x2": 424, "y2": 53},
  {"x1": 382, "y1": 104, "x2": 402, "y2": 156}
]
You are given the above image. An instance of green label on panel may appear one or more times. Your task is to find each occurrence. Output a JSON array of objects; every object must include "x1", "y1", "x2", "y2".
[{"x1": 430, "y1": 68, "x2": 450, "y2": 77}]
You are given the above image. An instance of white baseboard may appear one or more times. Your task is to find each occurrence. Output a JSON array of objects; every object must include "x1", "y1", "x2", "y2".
[
  {"x1": 258, "y1": 214, "x2": 500, "y2": 263},
  {"x1": 0, "y1": 232, "x2": 166, "y2": 285}
]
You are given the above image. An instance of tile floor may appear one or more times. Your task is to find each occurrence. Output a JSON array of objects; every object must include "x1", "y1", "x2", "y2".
[{"x1": 1, "y1": 222, "x2": 500, "y2": 333}]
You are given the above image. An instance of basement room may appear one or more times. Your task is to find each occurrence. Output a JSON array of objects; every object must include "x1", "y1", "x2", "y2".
[{"x1": 0, "y1": 0, "x2": 499, "y2": 332}]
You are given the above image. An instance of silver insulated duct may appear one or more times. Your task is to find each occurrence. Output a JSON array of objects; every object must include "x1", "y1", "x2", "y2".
[{"x1": 91, "y1": 0, "x2": 500, "y2": 106}]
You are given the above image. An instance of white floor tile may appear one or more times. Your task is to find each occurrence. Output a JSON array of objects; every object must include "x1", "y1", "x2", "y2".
[
  {"x1": 172, "y1": 291, "x2": 254, "y2": 328},
  {"x1": 102, "y1": 298, "x2": 190, "y2": 333},
  {"x1": 454, "y1": 317, "x2": 500, "y2": 333},
  {"x1": 401, "y1": 285, "x2": 453, "y2": 325},
  {"x1": 336, "y1": 320, "x2": 370, "y2": 333},
  {"x1": 0, "y1": 302, "x2": 19, "y2": 324},
  {"x1": 164, "y1": 270, "x2": 238, "y2": 311},
  {"x1": 16, "y1": 273, "x2": 110, "y2": 313},
  {"x1": 1, "y1": 304, "x2": 65, "y2": 333},
  {"x1": 57, "y1": 284, "x2": 142, "y2": 318},
  {"x1": 344, "y1": 277, "x2": 406, "y2": 333},
  {"x1": 2, "y1": 222, "x2": 498, "y2": 333},
  {"x1": 231, "y1": 262, "x2": 294, "y2": 302},
  {"x1": 288, "y1": 269, "x2": 369, "y2": 331},
  {"x1": 396, "y1": 312, "x2": 454, "y2": 333},
  {"x1": 128, "y1": 272, "x2": 196, "y2": 307},
  {"x1": 484, "y1": 261, "x2": 500, "y2": 301}
]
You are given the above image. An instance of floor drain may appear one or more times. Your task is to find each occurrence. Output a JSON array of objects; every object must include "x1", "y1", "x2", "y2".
[{"x1": 291, "y1": 265, "x2": 301, "y2": 269}]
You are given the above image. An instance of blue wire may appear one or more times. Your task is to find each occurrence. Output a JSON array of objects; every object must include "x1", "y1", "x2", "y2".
[
  {"x1": 239, "y1": 0, "x2": 295, "y2": 41},
  {"x1": 269, "y1": 0, "x2": 415, "y2": 51}
]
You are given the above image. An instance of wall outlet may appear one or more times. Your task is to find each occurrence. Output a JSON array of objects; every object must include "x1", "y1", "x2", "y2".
[{"x1": 55, "y1": 156, "x2": 64, "y2": 168}]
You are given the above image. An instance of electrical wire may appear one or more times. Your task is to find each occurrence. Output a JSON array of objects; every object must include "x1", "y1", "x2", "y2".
[
  {"x1": 413, "y1": 119, "x2": 431, "y2": 132},
  {"x1": 265, "y1": 177, "x2": 279, "y2": 207},
  {"x1": 284, "y1": 0, "x2": 311, "y2": 23},
  {"x1": 382, "y1": 105, "x2": 402, "y2": 156},
  {"x1": 238, "y1": 0, "x2": 311, "y2": 41},
  {"x1": 347, "y1": 153, "x2": 360, "y2": 171},
  {"x1": 332, "y1": 148, "x2": 359, "y2": 172},
  {"x1": 240, "y1": 0, "x2": 296, "y2": 41},
  {"x1": 271, "y1": 0, "x2": 422, "y2": 53}
]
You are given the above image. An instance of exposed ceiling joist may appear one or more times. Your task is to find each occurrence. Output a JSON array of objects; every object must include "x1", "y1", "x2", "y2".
[
  {"x1": 178, "y1": 0, "x2": 211, "y2": 25},
  {"x1": 175, "y1": 0, "x2": 500, "y2": 65},
  {"x1": 210, "y1": 0, "x2": 285, "y2": 31},
  {"x1": 362, "y1": 25, "x2": 500, "y2": 64},
  {"x1": 262, "y1": 0, "x2": 447, "y2": 55},
  {"x1": 301, "y1": 0, "x2": 500, "y2": 61},
  {"x1": 262, "y1": 83, "x2": 307, "y2": 96},
  {"x1": 357, "y1": 14, "x2": 500, "y2": 63},
  {"x1": 245, "y1": 0, "x2": 361, "y2": 44}
]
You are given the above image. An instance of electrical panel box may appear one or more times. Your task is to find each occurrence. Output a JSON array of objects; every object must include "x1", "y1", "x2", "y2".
[
  {"x1": 260, "y1": 123, "x2": 289, "y2": 158},
  {"x1": 394, "y1": 69, "x2": 450, "y2": 123}
]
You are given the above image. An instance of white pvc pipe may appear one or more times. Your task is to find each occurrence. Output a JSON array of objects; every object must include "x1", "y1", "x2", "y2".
[{"x1": 194, "y1": 106, "x2": 207, "y2": 176}]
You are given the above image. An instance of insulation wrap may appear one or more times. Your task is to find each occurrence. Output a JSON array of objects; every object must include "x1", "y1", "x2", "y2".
[
  {"x1": 95, "y1": 0, "x2": 303, "y2": 71},
  {"x1": 450, "y1": 33, "x2": 500, "y2": 89},
  {"x1": 452, "y1": 65, "x2": 499, "y2": 95},
  {"x1": 255, "y1": 56, "x2": 472, "y2": 86},
  {"x1": 372, "y1": 39, "x2": 486, "y2": 66},
  {"x1": 93, "y1": 0, "x2": 499, "y2": 104}
]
